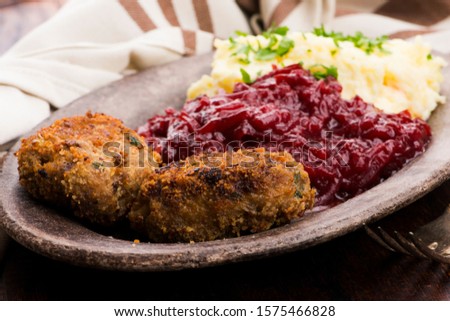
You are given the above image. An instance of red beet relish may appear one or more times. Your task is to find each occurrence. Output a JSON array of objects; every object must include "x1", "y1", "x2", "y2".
[{"x1": 138, "y1": 64, "x2": 432, "y2": 206}]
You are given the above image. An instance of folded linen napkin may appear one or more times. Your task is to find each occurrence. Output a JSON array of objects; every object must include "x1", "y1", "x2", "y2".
[
  {"x1": 0, "y1": 0, "x2": 449, "y2": 145},
  {"x1": 0, "y1": 0, "x2": 336, "y2": 144}
]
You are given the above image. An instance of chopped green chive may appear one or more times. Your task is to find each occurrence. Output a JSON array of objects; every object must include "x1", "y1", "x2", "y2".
[
  {"x1": 229, "y1": 26, "x2": 295, "y2": 63},
  {"x1": 254, "y1": 48, "x2": 278, "y2": 61},
  {"x1": 276, "y1": 37, "x2": 295, "y2": 56},
  {"x1": 267, "y1": 35, "x2": 278, "y2": 48},
  {"x1": 92, "y1": 161, "x2": 103, "y2": 169},
  {"x1": 294, "y1": 172, "x2": 303, "y2": 198},
  {"x1": 310, "y1": 64, "x2": 338, "y2": 80},
  {"x1": 234, "y1": 44, "x2": 251, "y2": 56},
  {"x1": 228, "y1": 37, "x2": 237, "y2": 48},
  {"x1": 235, "y1": 30, "x2": 248, "y2": 37},
  {"x1": 427, "y1": 53, "x2": 433, "y2": 60},
  {"x1": 129, "y1": 135, "x2": 143, "y2": 148},
  {"x1": 313, "y1": 25, "x2": 389, "y2": 54},
  {"x1": 263, "y1": 25, "x2": 289, "y2": 37},
  {"x1": 273, "y1": 26, "x2": 289, "y2": 36},
  {"x1": 240, "y1": 68, "x2": 252, "y2": 84},
  {"x1": 238, "y1": 57, "x2": 250, "y2": 65}
]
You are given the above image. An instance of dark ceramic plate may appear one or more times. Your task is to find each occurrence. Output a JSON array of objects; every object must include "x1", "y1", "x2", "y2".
[{"x1": 1, "y1": 54, "x2": 450, "y2": 271}]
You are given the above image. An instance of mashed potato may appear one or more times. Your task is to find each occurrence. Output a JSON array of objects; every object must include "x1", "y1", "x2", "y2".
[{"x1": 187, "y1": 31, "x2": 446, "y2": 120}]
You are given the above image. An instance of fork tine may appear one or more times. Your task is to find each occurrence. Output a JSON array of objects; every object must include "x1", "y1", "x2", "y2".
[
  {"x1": 364, "y1": 225, "x2": 395, "y2": 252},
  {"x1": 393, "y1": 231, "x2": 428, "y2": 258},
  {"x1": 365, "y1": 224, "x2": 447, "y2": 261},
  {"x1": 376, "y1": 226, "x2": 412, "y2": 255},
  {"x1": 407, "y1": 232, "x2": 450, "y2": 264}
]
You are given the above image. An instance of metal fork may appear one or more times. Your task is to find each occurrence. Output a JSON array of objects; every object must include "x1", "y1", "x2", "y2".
[{"x1": 365, "y1": 205, "x2": 450, "y2": 264}]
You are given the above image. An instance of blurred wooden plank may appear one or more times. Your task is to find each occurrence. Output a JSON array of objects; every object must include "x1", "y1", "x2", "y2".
[
  {"x1": 0, "y1": 0, "x2": 64, "y2": 297},
  {"x1": 0, "y1": 0, "x2": 65, "y2": 54}
]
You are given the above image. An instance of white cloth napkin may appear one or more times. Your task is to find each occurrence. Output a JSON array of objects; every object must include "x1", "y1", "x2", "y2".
[
  {"x1": 0, "y1": 0, "x2": 448, "y2": 144},
  {"x1": 0, "y1": 0, "x2": 336, "y2": 144}
]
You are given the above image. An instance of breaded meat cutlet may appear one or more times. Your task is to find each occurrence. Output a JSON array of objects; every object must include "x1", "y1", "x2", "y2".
[
  {"x1": 129, "y1": 149, "x2": 314, "y2": 242},
  {"x1": 17, "y1": 114, "x2": 314, "y2": 242},
  {"x1": 16, "y1": 112, "x2": 160, "y2": 226}
]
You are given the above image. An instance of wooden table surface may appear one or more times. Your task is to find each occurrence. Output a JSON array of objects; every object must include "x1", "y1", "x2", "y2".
[{"x1": 0, "y1": 0, "x2": 449, "y2": 301}]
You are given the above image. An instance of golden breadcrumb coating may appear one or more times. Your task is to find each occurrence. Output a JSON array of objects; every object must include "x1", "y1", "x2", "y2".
[
  {"x1": 16, "y1": 112, "x2": 160, "y2": 225},
  {"x1": 129, "y1": 148, "x2": 314, "y2": 242},
  {"x1": 16, "y1": 114, "x2": 314, "y2": 242}
]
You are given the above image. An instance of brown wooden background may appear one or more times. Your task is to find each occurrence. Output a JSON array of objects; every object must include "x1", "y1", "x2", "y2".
[{"x1": 0, "y1": 0, "x2": 449, "y2": 300}]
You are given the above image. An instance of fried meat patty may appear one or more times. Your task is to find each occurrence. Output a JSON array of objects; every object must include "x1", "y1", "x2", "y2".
[
  {"x1": 16, "y1": 112, "x2": 160, "y2": 225},
  {"x1": 17, "y1": 113, "x2": 314, "y2": 242},
  {"x1": 129, "y1": 149, "x2": 315, "y2": 242}
]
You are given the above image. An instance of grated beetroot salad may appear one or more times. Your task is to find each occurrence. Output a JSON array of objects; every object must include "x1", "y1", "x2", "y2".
[{"x1": 138, "y1": 64, "x2": 431, "y2": 206}]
